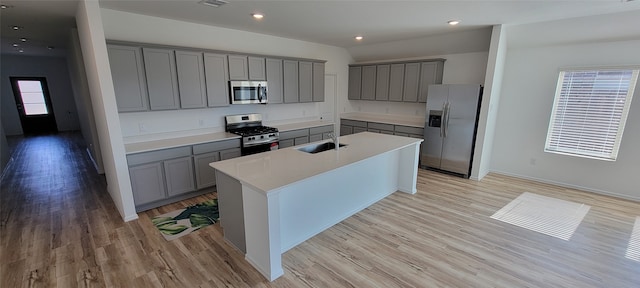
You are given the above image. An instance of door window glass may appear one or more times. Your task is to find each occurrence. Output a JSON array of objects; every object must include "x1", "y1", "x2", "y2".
[{"x1": 17, "y1": 80, "x2": 48, "y2": 115}]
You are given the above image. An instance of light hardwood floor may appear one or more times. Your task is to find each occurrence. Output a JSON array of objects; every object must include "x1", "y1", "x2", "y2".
[{"x1": 1, "y1": 132, "x2": 639, "y2": 287}]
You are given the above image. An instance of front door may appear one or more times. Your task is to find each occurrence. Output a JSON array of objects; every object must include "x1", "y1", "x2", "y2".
[{"x1": 10, "y1": 77, "x2": 58, "y2": 134}]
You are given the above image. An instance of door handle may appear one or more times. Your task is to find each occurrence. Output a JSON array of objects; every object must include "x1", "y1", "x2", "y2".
[{"x1": 440, "y1": 102, "x2": 445, "y2": 137}]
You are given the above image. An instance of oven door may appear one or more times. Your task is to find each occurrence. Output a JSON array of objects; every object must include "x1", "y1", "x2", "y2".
[
  {"x1": 230, "y1": 81, "x2": 268, "y2": 104},
  {"x1": 242, "y1": 141, "x2": 279, "y2": 156}
]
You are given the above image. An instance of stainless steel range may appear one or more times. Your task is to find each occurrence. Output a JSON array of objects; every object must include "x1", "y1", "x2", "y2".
[{"x1": 225, "y1": 114, "x2": 279, "y2": 155}]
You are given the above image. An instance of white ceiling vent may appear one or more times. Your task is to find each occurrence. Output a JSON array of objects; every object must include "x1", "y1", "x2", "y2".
[{"x1": 199, "y1": 0, "x2": 228, "y2": 8}]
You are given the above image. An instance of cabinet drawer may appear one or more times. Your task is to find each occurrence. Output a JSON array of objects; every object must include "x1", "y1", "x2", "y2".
[
  {"x1": 279, "y1": 139, "x2": 294, "y2": 148},
  {"x1": 309, "y1": 134, "x2": 323, "y2": 143},
  {"x1": 368, "y1": 122, "x2": 394, "y2": 131},
  {"x1": 341, "y1": 119, "x2": 367, "y2": 128},
  {"x1": 294, "y1": 136, "x2": 309, "y2": 145},
  {"x1": 220, "y1": 148, "x2": 241, "y2": 160},
  {"x1": 340, "y1": 125, "x2": 353, "y2": 136},
  {"x1": 309, "y1": 125, "x2": 333, "y2": 135},
  {"x1": 127, "y1": 146, "x2": 192, "y2": 166},
  {"x1": 353, "y1": 127, "x2": 368, "y2": 134},
  {"x1": 193, "y1": 138, "x2": 241, "y2": 154},
  {"x1": 394, "y1": 125, "x2": 424, "y2": 135},
  {"x1": 279, "y1": 128, "x2": 309, "y2": 140}
]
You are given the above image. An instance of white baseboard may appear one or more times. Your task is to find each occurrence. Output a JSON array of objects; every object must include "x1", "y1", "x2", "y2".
[
  {"x1": 0, "y1": 157, "x2": 15, "y2": 182},
  {"x1": 86, "y1": 148, "x2": 104, "y2": 174},
  {"x1": 490, "y1": 169, "x2": 640, "y2": 203}
]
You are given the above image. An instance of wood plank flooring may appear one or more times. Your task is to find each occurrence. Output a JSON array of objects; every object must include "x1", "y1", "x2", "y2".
[{"x1": 1, "y1": 132, "x2": 639, "y2": 287}]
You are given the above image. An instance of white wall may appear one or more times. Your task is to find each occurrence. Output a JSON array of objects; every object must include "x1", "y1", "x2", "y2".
[
  {"x1": 67, "y1": 28, "x2": 104, "y2": 173},
  {"x1": 0, "y1": 122, "x2": 9, "y2": 175},
  {"x1": 343, "y1": 51, "x2": 489, "y2": 119},
  {"x1": 100, "y1": 9, "x2": 353, "y2": 138},
  {"x1": 1, "y1": 55, "x2": 80, "y2": 135},
  {"x1": 492, "y1": 36, "x2": 640, "y2": 200},
  {"x1": 76, "y1": 0, "x2": 137, "y2": 221}
]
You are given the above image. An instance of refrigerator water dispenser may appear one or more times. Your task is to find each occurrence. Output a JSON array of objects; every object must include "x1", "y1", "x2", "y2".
[{"x1": 428, "y1": 110, "x2": 442, "y2": 127}]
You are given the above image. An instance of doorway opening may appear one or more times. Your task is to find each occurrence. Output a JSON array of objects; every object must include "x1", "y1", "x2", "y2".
[{"x1": 10, "y1": 77, "x2": 58, "y2": 135}]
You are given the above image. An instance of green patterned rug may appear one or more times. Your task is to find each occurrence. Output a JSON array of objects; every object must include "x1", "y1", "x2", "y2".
[{"x1": 151, "y1": 199, "x2": 219, "y2": 241}]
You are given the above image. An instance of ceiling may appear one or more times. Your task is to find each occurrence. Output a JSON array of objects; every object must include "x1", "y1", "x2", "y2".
[{"x1": 1, "y1": 0, "x2": 640, "y2": 57}]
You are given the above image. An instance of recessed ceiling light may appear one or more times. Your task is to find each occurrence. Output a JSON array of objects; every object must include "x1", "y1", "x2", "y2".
[
  {"x1": 12, "y1": 25, "x2": 20, "y2": 30},
  {"x1": 12, "y1": 43, "x2": 19, "y2": 47},
  {"x1": 198, "y1": 0, "x2": 228, "y2": 7},
  {"x1": 1, "y1": 4, "x2": 8, "y2": 9},
  {"x1": 47, "y1": 46, "x2": 54, "y2": 50},
  {"x1": 18, "y1": 49, "x2": 24, "y2": 53},
  {"x1": 252, "y1": 13, "x2": 264, "y2": 20},
  {"x1": 20, "y1": 38, "x2": 27, "y2": 42},
  {"x1": 448, "y1": 20, "x2": 461, "y2": 26},
  {"x1": 355, "y1": 36, "x2": 364, "y2": 41}
]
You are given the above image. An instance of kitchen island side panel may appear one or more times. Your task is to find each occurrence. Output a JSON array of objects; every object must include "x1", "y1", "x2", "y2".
[{"x1": 215, "y1": 171, "x2": 246, "y2": 253}]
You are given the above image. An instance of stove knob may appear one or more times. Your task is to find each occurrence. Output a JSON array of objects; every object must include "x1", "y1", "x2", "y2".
[{"x1": 261, "y1": 135, "x2": 265, "y2": 139}]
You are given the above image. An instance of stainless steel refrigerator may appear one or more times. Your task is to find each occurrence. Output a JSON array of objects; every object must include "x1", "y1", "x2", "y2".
[{"x1": 422, "y1": 84, "x2": 482, "y2": 178}]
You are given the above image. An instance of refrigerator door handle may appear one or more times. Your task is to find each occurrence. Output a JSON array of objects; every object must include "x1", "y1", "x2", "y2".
[
  {"x1": 440, "y1": 102, "x2": 445, "y2": 137},
  {"x1": 443, "y1": 101, "x2": 450, "y2": 138}
]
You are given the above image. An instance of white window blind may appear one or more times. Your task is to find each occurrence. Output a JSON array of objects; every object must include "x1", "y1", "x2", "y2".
[{"x1": 545, "y1": 68, "x2": 638, "y2": 161}]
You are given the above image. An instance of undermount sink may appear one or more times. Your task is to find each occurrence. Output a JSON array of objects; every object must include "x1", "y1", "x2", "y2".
[{"x1": 297, "y1": 142, "x2": 347, "y2": 154}]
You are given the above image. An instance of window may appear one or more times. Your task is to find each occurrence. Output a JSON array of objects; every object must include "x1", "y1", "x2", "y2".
[
  {"x1": 545, "y1": 68, "x2": 638, "y2": 161},
  {"x1": 16, "y1": 80, "x2": 49, "y2": 115}
]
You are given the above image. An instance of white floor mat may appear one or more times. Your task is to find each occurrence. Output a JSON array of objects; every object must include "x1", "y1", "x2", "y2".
[
  {"x1": 491, "y1": 192, "x2": 590, "y2": 241},
  {"x1": 626, "y1": 216, "x2": 640, "y2": 262}
]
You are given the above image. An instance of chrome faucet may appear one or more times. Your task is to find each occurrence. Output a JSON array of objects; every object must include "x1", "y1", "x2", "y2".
[{"x1": 328, "y1": 132, "x2": 339, "y2": 150}]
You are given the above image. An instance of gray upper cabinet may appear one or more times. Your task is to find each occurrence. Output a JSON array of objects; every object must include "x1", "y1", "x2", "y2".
[
  {"x1": 204, "y1": 53, "x2": 230, "y2": 107},
  {"x1": 266, "y1": 58, "x2": 284, "y2": 104},
  {"x1": 361, "y1": 65, "x2": 376, "y2": 101},
  {"x1": 313, "y1": 62, "x2": 325, "y2": 102},
  {"x1": 299, "y1": 61, "x2": 313, "y2": 103},
  {"x1": 283, "y1": 60, "x2": 299, "y2": 103},
  {"x1": 418, "y1": 61, "x2": 445, "y2": 103},
  {"x1": 402, "y1": 62, "x2": 420, "y2": 102},
  {"x1": 107, "y1": 45, "x2": 148, "y2": 112},
  {"x1": 388, "y1": 64, "x2": 404, "y2": 102},
  {"x1": 175, "y1": 51, "x2": 207, "y2": 109},
  {"x1": 248, "y1": 56, "x2": 266, "y2": 80},
  {"x1": 348, "y1": 66, "x2": 362, "y2": 100},
  {"x1": 375, "y1": 64, "x2": 390, "y2": 101},
  {"x1": 228, "y1": 55, "x2": 248, "y2": 80},
  {"x1": 143, "y1": 48, "x2": 180, "y2": 110}
]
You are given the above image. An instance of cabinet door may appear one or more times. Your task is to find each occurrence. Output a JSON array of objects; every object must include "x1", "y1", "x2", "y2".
[
  {"x1": 143, "y1": 48, "x2": 180, "y2": 110},
  {"x1": 348, "y1": 66, "x2": 362, "y2": 100},
  {"x1": 130, "y1": 162, "x2": 165, "y2": 205},
  {"x1": 108, "y1": 45, "x2": 148, "y2": 112},
  {"x1": 361, "y1": 65, "x2": 376, "y2": 100},
  {"x1": 248, "y1": 56, "x2": 266, "y2": 80},
  {"x1": 228, "y1": 55, "x2": 248, "y2": 80},
  {"x1": 353, "y1": 127, "x2": 368, "y2": 134},
  {"x1": 418, "y1": 61, "x2": 445, "y2": 103},
  {"x1": 194, "y1": 152, "x2": 220, "y2": 190},
  {"x1": 299, "y1": 61, "x2": 313, "y2": 103},
  {"x1": 402, "y1": 62, "x2": 420, "y2": 102},
  {"x1": 375, "y1": 64, "x2": 390, "y2": 101},
  {"x1": 220, "y1": 148, "x2": 242, "y2": 160},
  {"x1": 309, "y1": 134, "x2": 323, "y2": 142},
  {"x1": 340, "y1": 125, "x2": 353, "y2": 136},
  {"x1": 279, "y1": 139, "x2": 294, "y2": 148},
  {"x1": 175, "y1": 51, "x2": 207, "y2": 109},
  {"x1": 312, "y1": 62, "x2": 325, "y2": 102},
  {"x1": 388, "y1": 64, "x2": 404, "y2": 102},
  {"x1": 294, "y1": 136, "x2": 309, "y2": 145},
  {"x1": 164, "y1": 156, "x2": 195, "y2": 197},
  {"x1": 266, "y1": 58, "x2": 284, "y2": 104},
  {"x1": 283, "y1": 60, "x2": 299, "y2": 103},
  {"x1": 204, "y1": 53, "x2": 230, "y2": 107}
]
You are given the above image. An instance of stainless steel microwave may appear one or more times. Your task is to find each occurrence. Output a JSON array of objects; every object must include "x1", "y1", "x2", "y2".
[{"x1": 229, "y1": 81, "x2": 268, "y2": 104}]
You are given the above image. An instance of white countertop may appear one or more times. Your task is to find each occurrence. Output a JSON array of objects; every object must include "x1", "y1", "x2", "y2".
[
  {"x1": 341, "y1": 112, "x2": 424, "y2": 128},
  {"x1": 124, "y1": 120, "x2": 334, "y2": 154},
  {"x1": 210, "y1": 132, "x2": 422, "y2": 194}
]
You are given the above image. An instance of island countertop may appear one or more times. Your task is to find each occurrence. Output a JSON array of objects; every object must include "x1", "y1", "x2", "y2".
[{"x1": 209, "y1": 132, "x2": 423, "y2": 193}]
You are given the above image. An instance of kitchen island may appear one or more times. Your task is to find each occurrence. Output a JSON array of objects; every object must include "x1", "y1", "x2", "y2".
[{"x1": 210, "y1": 132, "x2": 423, "y2": 281}]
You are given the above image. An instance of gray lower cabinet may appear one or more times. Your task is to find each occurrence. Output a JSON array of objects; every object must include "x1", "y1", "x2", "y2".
[
  {"x1": 313, "y1": 62, "x2": 325, "y2": 102},
  {"x1": 107, "y1": 44, "x2": 148, "y2": 112},
  {"x1": 129, "y1": 162, "x2": 165, "y2": 205},
  {"x1": 389, "y1": 64, "x2": 404, "y2": 102},
  {"x1": 175, "y1": 51, "x2": 207, "y2": 109},
  {"x1": 348, "y1": 66, "x2": 362, "y2": 100},
  {"x1": 164, "y1": 156, "x2": 195, "y2": 197},
  {"x1": 361, "y1": 65, "x2": 376, "y2": 101},
  {"x1": 299, "y1": 61, "x2": 313, "y2": 103},
  {"x1": 375, "y1": 64, "x2": 390, "y2": 101},
  {"x1": 266, "y1": 58, "x2": 284, "y2": 104},
  {"x1": 340, "y1": 125, "x2": 353, "y2": 136},
  {"x1": 220, "y1": 148, "x2": 241, "y2": 160},
  {"x1": 279, "y1": 139, "x2": 294, "y2": 148},
  {"x1": 278, "y1": 125, "x2": 334, "y2": 147},
  {"x1": 143, "y1": 48, "x2": 180, "y2": 110},
  {"x1": 204, "y1": 53, "x2": 230, "y2": 107},
  {"x1": 194, "y1": 152, "x2": 220, "y2": 190},
  {"x1": 340, "y1": 119, "x2": 367, "y2": 135},
  {"x1": 309, "y1": 125, "x2": 333, "y2": 142},
  {"x1": 283, "y1": 60, "x2": 299, "y2": 103}
]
